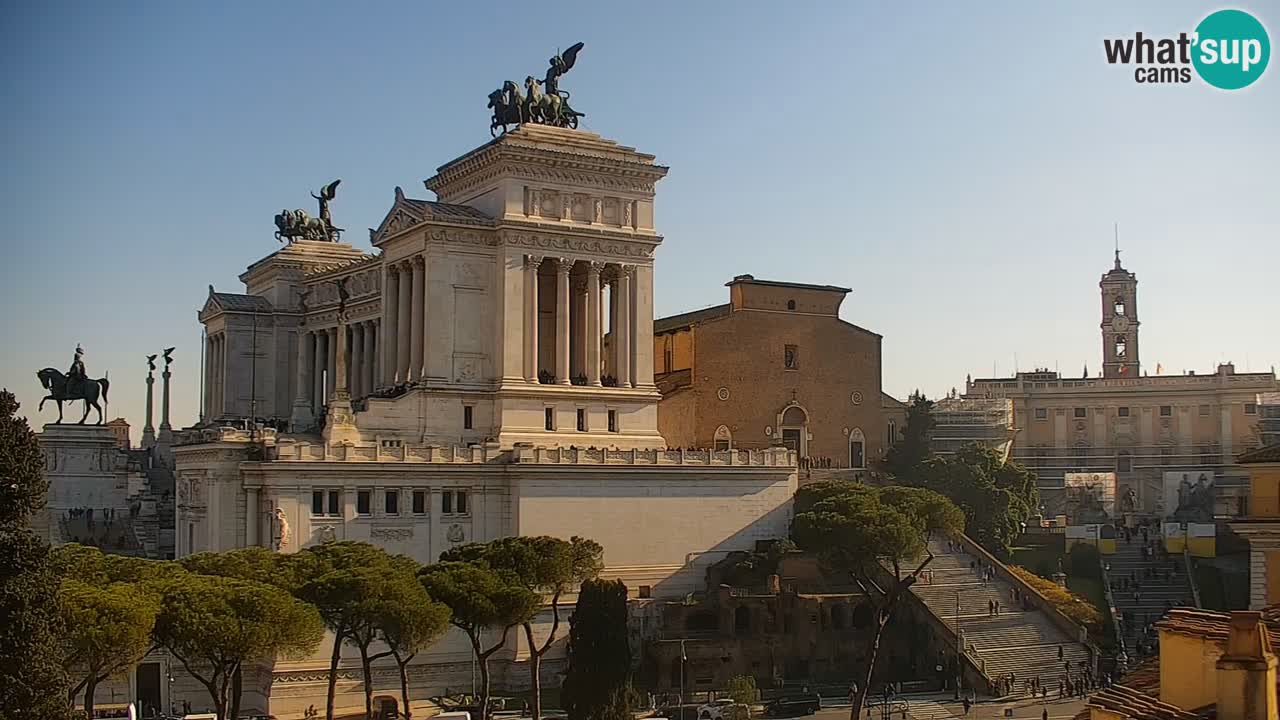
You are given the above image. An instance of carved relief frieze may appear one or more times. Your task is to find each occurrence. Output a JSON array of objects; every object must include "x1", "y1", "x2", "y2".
[
  {"x1": 500, "y1": 231, "x2": 654, "y2": 258},
  {"x1": 370, "y1": 527, "x2": 414, "y2": 541}
]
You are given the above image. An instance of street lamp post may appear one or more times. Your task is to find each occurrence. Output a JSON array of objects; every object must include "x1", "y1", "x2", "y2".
[{"x1": 680, "y1": 639, "x2": 688, "y2": 708}]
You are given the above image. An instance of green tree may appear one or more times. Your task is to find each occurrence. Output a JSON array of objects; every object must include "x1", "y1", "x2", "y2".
[
  {"x1": 920, "y1": 444, "x2": 1037, "y2": 557},
  {"x1": 0, "y1": 389, "x2": 71, "y2": 720},
  {"x1": 418, "y1": 561, "x2": 539, "y2": 719},
  {"x1": 291, "y1": 541, "x2": 393, "y2": 720},
  {"x1": 153, "y1": 572, "x2": 324, "y2": 720},
  {"x1": 791, "y1": 482, "x2": 962, "y2": 720},
  {"x1": 561, "y1": 579, "x2": 632, "y2": 720},
  {"x1": 181, "y1": 546, "x2": 298, "y2": 590},
  {"x1": 726, "y1": 675, "x2": 758, "y2": 720},
  {"x1": 60, "y1": 579, "x2": 160, "y2": 717},
  {"x1": 373, "y1": 558, "x2": 450, "y2": 720},
  {"x1": 443, "y1": 536, "x2": 604, "y2": 720},
  {"x1": 882, "y1": 393, "x2": 935, "y2": 482}
]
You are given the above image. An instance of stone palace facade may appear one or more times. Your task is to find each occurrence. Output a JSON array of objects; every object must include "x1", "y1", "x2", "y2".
[{"x1": 175, "y1": 125, "x2": 798, "y2": 717}]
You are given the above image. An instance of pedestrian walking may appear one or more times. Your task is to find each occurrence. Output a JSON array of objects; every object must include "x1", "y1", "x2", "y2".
[
  {"x1": 1058, "y1": 645, "x2": 1064, "y2": 660},
  {"x1": 1042, "y1": 709, "x2": 1049, "y2": 720}
]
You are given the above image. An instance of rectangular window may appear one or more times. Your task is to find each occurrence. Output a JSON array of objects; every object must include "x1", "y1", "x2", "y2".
[
  {"x1": 1118, "y1": 406, "x2": 1130, "y2": 418},
  {"x1": 1035, "y1": 408, "x2": 1047, "y2": 420},
  {"x1": 783, "y1": 344, "x2": 799, "y2": 370},
  {"x1": 1199, "y1": 404, "x2": 1211, "y2": 417},
  {"x1": 638, "y1": 585, "x2": 652, "y2": 599},
  {"x1": 311, "y1": 490, "x2": 324, "y2": 516},
  {"x1": 1200, "y1": 446, "x2": 1215, "y2": 465},
  {"x1": 412, "y1": 490, "x2": 426, "y2": 515},
  {"x1": 1161, "y1": 447, "x2": 1174, "y2": 465},
  {"x1": 384, "y1": 490, "x2": 399, "y2": 515},
  {"x1": 327, "y1": 490, "x2": 340, "y2": 516},
  {"x1": 1074, "y1": 407, "x2": 1087, "y2": 418},
  {"x1": 1245, "y1": 403, "x2": 1258, "y2": 416},
  {"x1": 545, "y1": 407, "x2": 555, "y2": 431},
  {"x1": 1160, "y1": 405, "x2": 1172, "y2": 417},
  {"x1": 463, "y1": 405, "x2": 474, "y2": 429},
  {"x1": 442, "y1": 491, "x2": 453, "y2": 515},
  {"x1": 576, "y1": 408, "x2": 586, "y2": 432},
  {"x1": 456, "y1": 490, "x2": 468, "y2": 514},
  {"x1": 356, "y1": 490, "x2": 371, "y2": 516},
  {"x1": 1117, "y1": 454, "x2": 1132, "y2": 473},
  {"x1": 608, "y1": 410, "x2": 617, "y2": 433}
]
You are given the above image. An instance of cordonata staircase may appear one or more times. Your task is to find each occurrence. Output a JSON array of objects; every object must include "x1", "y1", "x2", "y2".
[{"x1": 909, "y1": 538, "x2": 1094, "y2": 686}]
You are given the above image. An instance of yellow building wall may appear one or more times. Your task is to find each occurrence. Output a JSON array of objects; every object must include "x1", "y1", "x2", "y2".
[
  {"x1": 655, "y1": 327, "x2": 696, "y2": 375},
  {"x1": 1266, "y1": 551, "x2": 1280, "y2": 606},
  {"x1": 1158, "y1": 632, "x2": 1220, "y2": 710},
  {"x1": 1249, "y1": 467, "x2": 1280, "y2": 518}
]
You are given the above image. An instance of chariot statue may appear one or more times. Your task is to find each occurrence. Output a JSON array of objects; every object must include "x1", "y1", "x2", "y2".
[
  {"x1": 488, "y1": 43, "x2": 586, "y2": 136},
  {"x1": 37, "y1": 344, "x2": 111, "y2": 424},
  {"x1": 275, "y1": 180, "x2": 343, "y2": 242}
]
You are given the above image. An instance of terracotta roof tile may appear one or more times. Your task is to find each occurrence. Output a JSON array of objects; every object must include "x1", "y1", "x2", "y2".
[
  {"x1": 1086, "y1": 685, "x2": 1199, "y2": 720},
  {"x1": 654, "y1": 303, "x2": 730, "y2": 334}
]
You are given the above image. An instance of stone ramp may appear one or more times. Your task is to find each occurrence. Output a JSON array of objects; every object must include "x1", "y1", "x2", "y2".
[{"x1": 909, "y1": 541, "x2": 1091, "y2": 685}]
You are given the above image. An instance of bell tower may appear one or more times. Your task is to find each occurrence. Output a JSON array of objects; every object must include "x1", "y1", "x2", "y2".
[{"x1": 1100, "y1": 249, "x2": 1139, "y2": 379}]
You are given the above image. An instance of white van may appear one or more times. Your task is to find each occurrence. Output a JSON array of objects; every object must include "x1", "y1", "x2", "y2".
[{"x1": 435, "y1": 712, "x2": 472, "y2": 720}]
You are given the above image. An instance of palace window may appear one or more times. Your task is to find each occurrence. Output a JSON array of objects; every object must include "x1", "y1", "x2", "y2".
[
  {"x1": 442, "y1": 490, "x2": 468, "y2": 515},
  {"x1": 1115, "y1": 336, "x2": 1127, "y2": 358},
  {"x1": 327, "y1": 490, "x2": 340, "y2": 516},
  {"x1": 1035, "y1": 408, "x2": 1048, "y2": 421},
  {"x1": 784, "y1": 344, "x2": 799, "y2": 370},
  {"x1": 313, "y1": 490, "x2": 340, "y2": 517},
  {"x1": 545, "y1": 407, "x2": 555, "y2": 431},
  {"x1": 1074, "y1": 407, "x2": 1087, "y2": 418},
  {"x1": 1200, "y1": 445, "x2": 1216, "y2": 465},
  {"x1": 1114, "y1": 296, "x2": 1126, "y2": 316},
  {"x1": 384, "y1": 490, "x2": 399, "y2": 515},
  {"x1": 1245, "y1": 403, "x2": 1258, "y2": 416},
  {"x1": 356, "y1": 490, "x2": 371, "y2": 516},
  {"x1": 1199, "y1": 404, "x2": 1211, "y2": 416},
  {"x1": 886, "y1": 420, "x2": 897, "y2": 446},
  {"x1": 608, "y1": 410, "x2": 618, "y2": 433},
  {"x1": 1160, "y1": 405, "x2": 1172, "y2": 417},
  {"x1": 576, "y1": 408, "x2": 586, "y2": 432},
  {"x1": 412, "y1": 490, "x2": 427, "y2": 515},
  {"x1": 1117, "y1": 452, "x2": 1132, "y2": 473},
  {"x1": 787, "y1": 299, "x2": 796, "y2": 310},
  {"x1": 463, "y1": 405, "x2": 474, "y2": 430},
  {"x1": 1161, "y1": 447, "x2": 1174, "y2": 465},
  {"x1": 1118, "y1": 406, "x2": 1130, "y2": 417}
]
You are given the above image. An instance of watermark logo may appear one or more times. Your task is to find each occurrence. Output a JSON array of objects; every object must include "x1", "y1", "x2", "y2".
[{"x1": 1104, "y1": 8, "x2": 1270, "y2": 89}]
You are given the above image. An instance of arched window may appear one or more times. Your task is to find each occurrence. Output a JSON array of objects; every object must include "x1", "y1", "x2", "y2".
[
  {"x1": 714, "y1": 425, "x2": 732, "y2": 451},
  {"x1": 886, "y1": 420, "x2": 897, "y2": 446},
  {"x1": 1114, "y1": 296, "x2": 1126, "y2": 316},
  {"x1": 1115, "y1": 335, "x2": 1127, "y2": 358},
  {"x1": 782, "y1": 406, "x2": 807, "y2": 426},
  {"x1": 848, "y1": 428, "x2": 866, "y2": 469},
  {"x1": 787, "y1": 299, "x2": 796, "y2": 310},
  {"x1": 734, "y1": 606, "x2": 751, "y2": 636}
]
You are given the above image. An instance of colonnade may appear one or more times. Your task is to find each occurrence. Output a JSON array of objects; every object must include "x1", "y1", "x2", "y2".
[
  {"x1": 522, "y1": 255, "x2": 647, "y2": 388},
  {"x1": 295, "y1": 319, "x2": 381, "y2": 416},
  {"x1": 382, "y1": 256, "x2": 431, "y2": 385}
]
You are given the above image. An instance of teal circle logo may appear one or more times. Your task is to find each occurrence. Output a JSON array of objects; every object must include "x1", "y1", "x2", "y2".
[{"x1": 1192, "y1": 9, "x2": 1270, "y2": 89}]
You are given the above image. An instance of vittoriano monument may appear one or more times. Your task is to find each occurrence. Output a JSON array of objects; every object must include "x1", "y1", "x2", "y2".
[
  {"x1": 274, "y1": 179, "x2": 343, "y2": 243},
  {"x1": 37, "y1": 344, "x2": 111, "y2": 424},
  {"x1": 488, "y1": 42, "x2": 586, "y2": 136}
]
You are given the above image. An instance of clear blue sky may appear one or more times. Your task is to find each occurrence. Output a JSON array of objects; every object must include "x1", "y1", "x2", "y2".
[{"x1": 2, "y1": 1, "x2": 1276, "y2": 438}]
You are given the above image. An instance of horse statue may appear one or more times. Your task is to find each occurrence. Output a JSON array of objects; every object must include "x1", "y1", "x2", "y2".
[
  {"x1": 274, "y1": 208, "x2": 334, "y2": 243},
  {"x1": 37, "y1": 368, "x2": 110, "y2": 424},
  {"x1": 488, "y1": 80, "x2": 527, "y2": 136}
]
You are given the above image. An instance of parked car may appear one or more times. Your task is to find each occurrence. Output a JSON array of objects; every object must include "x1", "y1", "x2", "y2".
[
  {"x1": 698, "y1": 699, "x2": 747, "y2": 720},
  {"x1": 763, "y1": 692, "x2": 820, "y2": 717}
]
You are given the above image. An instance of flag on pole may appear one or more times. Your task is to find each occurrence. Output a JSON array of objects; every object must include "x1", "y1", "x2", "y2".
[{"x1": 1156, "y1": 363, "x2": 1163, "y2": 374}]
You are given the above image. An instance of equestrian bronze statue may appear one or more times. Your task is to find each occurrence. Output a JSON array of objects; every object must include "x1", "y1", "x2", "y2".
[
  {"x1": 488, "y1": 42, "x2": 586, "y2": 136},
  {"x1": 38, "y1": 345, "x2": 111, "y2": 424}
]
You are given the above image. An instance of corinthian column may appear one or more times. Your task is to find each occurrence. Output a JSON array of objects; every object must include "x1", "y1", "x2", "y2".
[
  {"x1": 616, "y1": 265, "x2": 632, "y2": 388},
  {"x1": 313, "y1": 330, "x2": 326, "y2": 414},
  {"x1": 291, "y1": 329, "x2": 314, "y2": 430},
  {"x1": 409, "y1": 256, "x2": 425, "y2": 383},
  {"x1": 350, "y1": 323, "x2": 364, "y2": 398},
  {"x1": 586, "y1": 262, "x2": 603, "y2": 386},
  {"x1": 363, "y1": 321, "x2": 376, "y2": 398},
  {"x1": 383, "y1": 266, "x2": 400, "y2": 385},
  {"x1": 397, "y1": 262, "x2": 412, "y2": 383},
  {"x1": 524, "y1": 255, "x2": 541, "y2": 382},
  {"x1": 326, "y1": 327, "x2": 337, "y2": 399},
  {"x1": 555, "y1": 258, "x2": 572, "y2": 385}
]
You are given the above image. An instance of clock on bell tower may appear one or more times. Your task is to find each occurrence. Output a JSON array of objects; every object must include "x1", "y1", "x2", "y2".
[{"x1": 1100, "y1": 249, "x2": 1139, "y2": 379}]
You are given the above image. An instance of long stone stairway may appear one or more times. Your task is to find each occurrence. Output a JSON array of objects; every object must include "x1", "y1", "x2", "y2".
[
  {"x1": 1106, "y1": 532, "x2": 1195, "y2": 651},
  {"x1": 910, "y1": 540, "x2": 1092, "y2": 684}
]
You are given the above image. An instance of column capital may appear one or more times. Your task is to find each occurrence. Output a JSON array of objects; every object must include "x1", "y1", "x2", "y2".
[
  {"x1": 412, "y1": 254, "x2": 426, "y2": 268},
  {"x1": 586, "y1": 260, "x2": 605, "y2": 276},
  {"x1": 619, "y1": 263, "x2": 636, "y2": 278},
  {"x1": 555, "y1": 257, "x2": 573, "y2": 276},
  {"x1": 525, "y1": 254, "x2": 544, "y2": 269}
]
